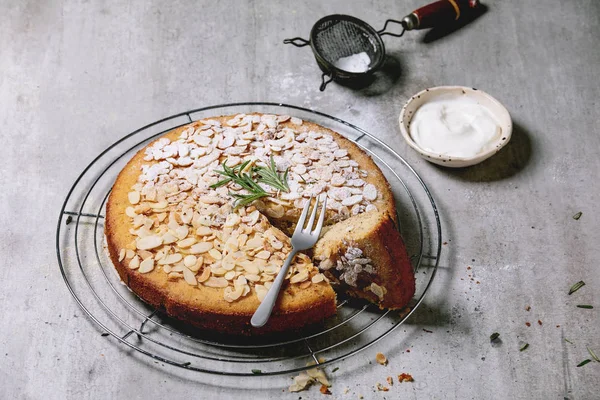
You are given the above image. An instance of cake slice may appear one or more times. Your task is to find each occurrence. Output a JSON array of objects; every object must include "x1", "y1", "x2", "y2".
[{"x1": 313, "y1": 210, "x2": 415, "y2": 309}]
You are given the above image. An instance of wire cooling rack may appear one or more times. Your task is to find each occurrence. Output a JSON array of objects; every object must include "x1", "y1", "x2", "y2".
[{"x1": 56, "y1": 102, "x2": 441, "y2": 376}]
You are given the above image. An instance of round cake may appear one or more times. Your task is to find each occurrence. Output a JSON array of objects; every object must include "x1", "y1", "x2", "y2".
[{"x1": 105, "y1": 113, "x2": 415, "y2": 335}]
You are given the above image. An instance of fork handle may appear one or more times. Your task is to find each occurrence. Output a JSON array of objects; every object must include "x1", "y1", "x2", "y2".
[{"x1": 251, "y1": 249, "x2": 297, "y2": 328}]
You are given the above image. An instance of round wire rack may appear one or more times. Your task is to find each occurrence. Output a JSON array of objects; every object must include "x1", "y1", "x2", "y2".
[{"x1": 56, "y1": 102, "x2": 441, "y2": 376}]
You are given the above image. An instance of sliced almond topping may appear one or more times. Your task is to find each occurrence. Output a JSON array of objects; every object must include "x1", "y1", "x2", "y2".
[
  {"x1": 137, "y1": 250, "x2": 153, "y2": 260},
  {"x1": 136, "y1": 235, "x2": 163, "y2": 250},
  {"x1": 254, "y1": 250, "x2": 271, "y2": 260},
  {"x1": 299, "y1": 280, "x2": 311, "y2": 289},
  {"x1": 118, "y1": 249, "x2": 126, "y2": 262},
  {"x1": 203, "y1": 277, "x2": 228, "y2": 288},
  {"x1": 183, "y1": 255, "x2": 197, "y2": 268},
  {"x1": 290, "y1": 270, "x2": 309, "y2": 284},
  {"x1": 190, "y1": 242, "x2": 213, "y2": 254},
  {"x1": 208, "y1": 248, "x2": 222, "y2": 260},
  {"x1": 197, "y1": 267, "x2": 210, "y2": 283},
  {"x1": 224, "y1": 213, "x2": 241, "y2": 227},
  {"x1": 195, "y1": 226, "x2": 213, "y2": 236},
  {"x1": 125, "y1": 249, "x2": 136, "y2": 259},
  {"x1": 341, "y1": 194, "x2": 363, "y2": 207},
  {"x1": 162, "y1": 232, "x2": 178, "y2": 245},
  {"x1": 246, "y1": 237, "x2": 263, "y2": 248},
  {"x1": 370, "y1": 282, "x2": 386, "y2": 300},
  {"x1": 150, "y1": 200, "x2": 168, "y2": 210},
  {"x1": 128, "y1": 255, "x2": 140, "y2": 270},
  {"x1": 311, "y1": 273, "x2": 325, "y2": 284},
  {"x1": 158, "y1": 253, "x2": 182, "y2": 265},
  {"x1": 138, "y1": 257, "x2": 154, "y2": 273},
  {"x1": 175, "y1": 225, "x2": 189, "y2": 240},
  {"x1": 125, "y1": 207, "x2": 137, "y2": 218},
  {"x1": 255, "y1": 284, "x2": 268, "y2": 302},
  {"x1": 182, "y1": 267, "x2": 197, "y2": 285},
  {"x1": 128, "y1": 191, "x2": 141, "y2": 205},
  {"x1": 177, "y1": 237, "x2": 197, "y2": 248}
]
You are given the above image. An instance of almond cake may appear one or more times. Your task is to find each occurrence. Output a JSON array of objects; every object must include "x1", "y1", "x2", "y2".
[{"x1": 105, "y1": 113, "x2": 415, "y2": 335}]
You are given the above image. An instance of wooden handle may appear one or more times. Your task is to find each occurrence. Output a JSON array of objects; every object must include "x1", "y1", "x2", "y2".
[{"x1": 411, "y1": 0, "x2": 479, "y2": 29}]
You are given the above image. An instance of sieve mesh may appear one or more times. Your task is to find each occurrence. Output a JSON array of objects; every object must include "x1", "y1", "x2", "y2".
[{"x1": 312, "y1": 18, "x2": 384, "y2": 71}]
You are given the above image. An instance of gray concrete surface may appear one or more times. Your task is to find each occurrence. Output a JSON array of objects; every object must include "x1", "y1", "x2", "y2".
[{"x1": 1, "y1": 0, "x2": 599, "y2": 399}]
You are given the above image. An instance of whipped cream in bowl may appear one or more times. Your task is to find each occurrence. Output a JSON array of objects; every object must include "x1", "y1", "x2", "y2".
[{"x1": 399, "y1": 86, "x2": 512, "y2": 167}]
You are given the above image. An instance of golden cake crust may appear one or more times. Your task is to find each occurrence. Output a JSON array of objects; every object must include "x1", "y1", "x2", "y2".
[{"x1": 105, "y1": 114, "x2": 406, "y2": 335}]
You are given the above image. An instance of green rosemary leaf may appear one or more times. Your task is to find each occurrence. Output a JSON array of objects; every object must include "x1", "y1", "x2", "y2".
[
  {"x1": 254, "y1": 156, "x2": 290, "y2": 192},
  {"x1": 490, "y1": 332, "x2": 500, "y2": 341},
  {"x1": 565, "y1": 338, "x2": 574, "y2": 344},
  {"x1": 519, "y1": 343, "x2": 529, "y2": 352},
  {"x1": 331, "y1": 367, "x2": 339, "y2": 373},
  {"x1": 587, "y1": 346, "x2": 600, "y2": 362},
  {"x1": 577, "y1": 359, "x2": 592, "y2": 367},
  {"x1": 568, "y1": 281, "x2": 586, "y2": 295},
  {"x1": 251, "y1": 369, "x2": 262, "y2": 375},
  {"x1": 577, "y1": 305, "x2": 593, "y2": 309}
]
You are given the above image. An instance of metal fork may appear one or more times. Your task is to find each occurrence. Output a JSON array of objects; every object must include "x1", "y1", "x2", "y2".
[{"x1": 251, "y1": 195, "x2": 327, "y2": 328}]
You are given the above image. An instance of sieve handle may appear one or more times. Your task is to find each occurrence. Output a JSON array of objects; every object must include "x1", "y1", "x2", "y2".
[
  {"x1": 283, "y1": 37, "x2": 310, "y2": 47},
  {"x1": 403, "y1": 0, "x2": 480, "y2": 30}
]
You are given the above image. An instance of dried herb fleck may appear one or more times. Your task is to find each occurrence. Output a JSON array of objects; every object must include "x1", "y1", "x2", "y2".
[
  {"x1": 565, "y1": 338, "x2": 574, "y2": 344},
  {"x1": 66, "y1": 215, "x2": 73, "y2": 225},
  {"x1": 331, "y1": 367, "x2": 339, "y2": 373},
  {"x1": 569, "y1": 281, "x2": 586, "y2": 295},
  {"x1": 577, "y1": 305, "x2": 593, "y2": 309},
  {"x1": 490, "y1": 332, "x2": 500, "y2": 341},
  {"x1": 573, "y1": 211, "x2": 582, "y2": 220},
  {"x1": 251, "y1": 369, "x2": 263, "y2": 375},
  {"x1": 587, "y1": 346, "x2": 600, "y2": 362},
  {"x1": 577, "y1": 359, "x2": 592, "y2": 367},
  {"x1": 519, "y1": 343, "x2": 529, "y2": 352},
  {"x1": 100, "y1": 332, "x2": 109, "y2": 337}
]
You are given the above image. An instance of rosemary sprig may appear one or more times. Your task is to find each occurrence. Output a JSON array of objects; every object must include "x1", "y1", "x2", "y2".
[
  {"x1": 254, "y1": 156, "x2": 290, "y2": 193},
  {"x1": 569, "y1": 280, "x2": 586, "y2": 295},
  {"x1": 209, "y1": 157, "x2": 289, "y2": 207}
]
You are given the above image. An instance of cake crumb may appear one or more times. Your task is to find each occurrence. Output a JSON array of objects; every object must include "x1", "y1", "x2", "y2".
[
  {"x1": 376, "y1": 383, "x2": 389, "y2": 391},
  {"x1": 525, "y1": 306, "x2": 531, "y2": 311},
  {"x1": 386, "y1": 376, "x2": 393, "y2": 385},
  {"x1": 344, "y1": 388, "x2": 350, "y2": 394},
  {"x1": 525, "y1": 322, "x2": 531, "y2": 327},
  {"x1": 375, "y1": 352, "x2": 388, "y2": 365},
  {"x1": 538, "y1": 320, "x2": 542, "y2": 325},
  {"x1": 398, "y1": 373, "x2": 414, "y2": 383},
  {"x1": 320, "y1": 385, "x2": 331, "y2": 395}
]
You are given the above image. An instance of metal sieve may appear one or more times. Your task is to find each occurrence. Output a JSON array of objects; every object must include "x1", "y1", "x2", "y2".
[{"x1": 284, "y1": 0, "x2": 480, "y2": 91}]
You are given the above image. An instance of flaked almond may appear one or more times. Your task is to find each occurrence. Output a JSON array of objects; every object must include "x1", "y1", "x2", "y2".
[
  {"x1": 224, "y1": 213, "x2": 241, "y2": 227},
  {"x1": 182, "y1": 267, "x2": 197, "y2": 285},
  {"x1": 195, "y1": 226, "x2": 213, "y2": 236},
  {"x1": 138, "y1": 257, "x2": 154, "y2": 273},
  {"x1": 290, "y1": 270, "x2": 309, "y2": 284},
  {"x1": 197, "y1": 267, "x2": 211, "y2": 283},
  {"x1": 136, "y1": 235, "x2": 163, "y2": 250},
  {"x1": 311, "y1": 273, "x2": 325, "y2": 284},
  {"x1": 246, "y1": 237, "x2": 263, "y2": 248},
  {"x1": 125, "y1": 249, "x2": 136, "y2": 259},
  {"x1": 137, "y1": 250, "x2": 153, "y2": 260},
  {"x1": 175, "y1": 225, "x2": 189, "y2": 240},
  {"x1": 125, "y1": 206, "x2": 137, "y2": 218},
  {"x1": 376, "y1": 352, "x2": 388, "y2": 365},
  {"x1": 183, "y1": 255, "x2": 197, "y2": 268},
  {"x1": 158, "y1": 253, "x2": 182, "y2": 265},
  {"x1": 162, "y1": 232, "x2": 178, "y2": 244},
  {"x1": 208, "y1": 248, "x2": 222, "y2": 260},
  {"x1": 203, "y1": 277, "x2": 228, "y2": 288},
  {"x1": 128, "y1": 191, "x2": 141, "y2": 205},
  {"x1": 128, "y1": 255, "x2": 140, "y2": 270},
  {"x1": 370, "y1": 282, "x2": 386, "y2": 300},
  {"x1": 299, "y1": 280, "x2": 311, "y2": 289},
  {"x1": 118, "y1": 249, "x2": 126, "y2": 262},
  {"x1": 190, "y1": 242, "x2": 213, "y2": 254},
  {"x1": 255, "y1": 284, "x2": 268, "y2": 302},
  {"x1": 177, "y1": 237, "x2": 196, "y2": 248},
  {"x1": 150, "y1": 200, "x2": 168, "y2": 210},
  {"x1": 254, "y1": 250, "x2": 271, "y2": 260},
  {"x1": 224, "y1": 271, "x2": 236, "y2": 281}
]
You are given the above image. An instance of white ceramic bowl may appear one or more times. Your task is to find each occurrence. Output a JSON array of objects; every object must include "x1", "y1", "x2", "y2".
[{"x1": 399, "y1": 86, "x2": 512, "y2": 168}]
